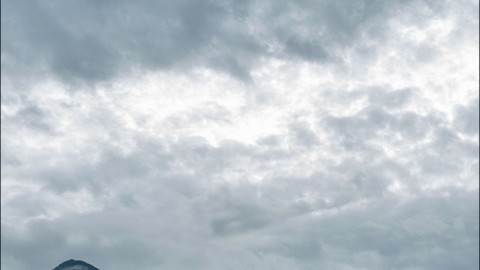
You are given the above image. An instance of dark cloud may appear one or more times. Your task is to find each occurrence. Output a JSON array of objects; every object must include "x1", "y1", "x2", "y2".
[
  {"x1": 285, "y1": 38, "x2": 329, "y2": 61},
  {"x1": 1, "y1": 214, "x2": 165, "y2": 270},
  {"x1": 453, "y1": 97, "x2": 479, "y2": 136},
  {"x1": 1, "y1": 0, "x2": 425, "y2": 87},
  {"x1": 368, "y1": 87, "x2": 414, "y2": 109}
]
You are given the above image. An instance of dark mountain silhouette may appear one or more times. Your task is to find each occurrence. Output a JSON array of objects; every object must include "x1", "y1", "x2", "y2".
[{"x1": 52, "y1": 259, "x2": 100, "y2": 270}]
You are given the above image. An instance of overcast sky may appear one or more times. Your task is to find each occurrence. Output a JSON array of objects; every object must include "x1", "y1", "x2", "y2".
[{"x1": 1, "y1": 0, "x2": 479, "y2": 269}]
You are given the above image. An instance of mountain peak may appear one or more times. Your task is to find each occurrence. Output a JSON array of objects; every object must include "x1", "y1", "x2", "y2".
[{"x1": 52, "y1": 259, "x2": 100, "y2": 270}]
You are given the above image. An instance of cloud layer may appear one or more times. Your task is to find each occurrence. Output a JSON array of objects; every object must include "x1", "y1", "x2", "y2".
[{"x1": 1, "y1": 0, "x2": 478, "y2": 269}]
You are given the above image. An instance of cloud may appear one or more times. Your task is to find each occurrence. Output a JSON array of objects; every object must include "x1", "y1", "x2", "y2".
[
  {"x1": 1, "y1": 0, "x2": 434, "y2": 87},
  {"x1": 453, "y1": 97, "x2": 480, "y2": 136},
  {"x1": 1, "y1": 0, "x2": 478, "y2": 269}
]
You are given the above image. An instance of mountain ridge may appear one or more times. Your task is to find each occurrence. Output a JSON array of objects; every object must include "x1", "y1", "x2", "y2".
[{"x1": 52, "y1": 259, "x2": 100, "y2": 270}]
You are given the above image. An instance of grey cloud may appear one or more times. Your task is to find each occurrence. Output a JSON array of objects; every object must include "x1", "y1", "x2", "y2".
[
  {"x1": 2, "y1": 101, "x2": 54, "y2": 134},
  {"x1": 322, "y1": 109, "x2": 389, "y2": 150},
  {"x1": 209, "y1": 54, "x2": 253, "y2": 82},
  {"x1": 1, "y1": 0, "x2": 429, "y2": 87},
  {"x1": 1, "y1": 214, "x2": 165, "y2": 270},
  {"x1": 321, "y1": 104, "x2": 476, "y2": 183},
  {"x1": 321, "y1": 93, "x2": 443, "y2": 146},
  {"x1": 2, "y1": 77, "x2": 477, "y2": 269},
  {"x1": 243, "y1": 190, "x2": 478, "y2": 269},
  {"x1": 4, "y1": 168, "x2": 476, "y2": 270},
  {"x1": 1, "y1": 0, "x2": 478, "y2": 269},
  {"x1": 414, "y1": 42, "x2": 441, "y2": 63},
  {"x1": 257, "y1": 237, "x2": 322, "y2": 263},
  {"x1": 453, "y1": 98, "x2": 479, "y2": 136},
  {"x1": 0, "y1": 139, "x2": 21, "y2": 166},
  {"x1": 6, "y1": 93, "x2": 469, "y2": 212},
  {"x1": 368, "y1": 87, "x2": 414, "y2": 109},
  {"x1": 285, "y1": 38, "x2": 329, "y2": 61},
  {"x1": 41, "y1": 146, "x2": 172, "y2": 195},
  {"x1": 288, "y1": 122, "x2": 320, "y2": 147},
  {"x1": 395, "y1": 111, "x2": 442, "y2": 140},
  {"x1": 2, "y1": 194, "x2": 48, "y2": 219},
  {"x1": 415, "y1": 128, "x2": 478, "y2": 178},
  {"x1": 2, "y1": 116, "x2": 478, "y2": 269},
  {"x1": 210, "y1": 205, "x2": 270, "y2": 237}
]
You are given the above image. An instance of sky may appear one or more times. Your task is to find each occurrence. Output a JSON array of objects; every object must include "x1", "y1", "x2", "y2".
[{"x1": 1, "y1": 0, "x2": 479, "y2": 269}]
